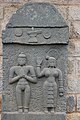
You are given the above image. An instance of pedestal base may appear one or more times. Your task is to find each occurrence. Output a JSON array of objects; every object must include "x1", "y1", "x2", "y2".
[{"x1": 2, "y1": 112, "x2": 66, "y2": 120}]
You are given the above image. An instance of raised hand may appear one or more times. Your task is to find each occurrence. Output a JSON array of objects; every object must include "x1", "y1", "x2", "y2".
[{"x1": 36, "y1": 57, "x2": 43, "y2": 66}]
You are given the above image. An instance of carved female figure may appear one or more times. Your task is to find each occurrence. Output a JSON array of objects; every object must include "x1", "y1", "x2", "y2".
[
  {"x1": 37, "y1": 56, "x2": 64, "y2": 113},
  {"x1": 9, "y1": 53, "x2": 37, "y2": 112}
]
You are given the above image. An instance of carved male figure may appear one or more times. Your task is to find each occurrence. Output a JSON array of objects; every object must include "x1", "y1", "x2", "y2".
[
  {"x1": 9, "y1": 53, "x2": 37, "y2": 112},
  {"x1": 37, "y1": 56, "x2": 64, "y2": 113}
]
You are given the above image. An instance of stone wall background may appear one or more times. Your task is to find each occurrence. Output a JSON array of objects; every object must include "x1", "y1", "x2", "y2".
[{"x1": 0, "y1": 0, "x2": 80, "y2": 119}]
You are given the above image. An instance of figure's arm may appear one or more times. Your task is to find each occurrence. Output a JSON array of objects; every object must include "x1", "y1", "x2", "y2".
[
  {"x1": 37, "y1": 65, "x2": 45, "y2": 78},
  {"x1": 58, "y1": 69, "x2": 64, "y2": 97},
  {"x1": 9, "y1": 67, "x2": 20, "y2": 84},
  {"x1": 25, "y1": 66, "x2": 37, "y2": 84},
  {"x1": 36, "y1": 57, "x2": 45, "y2": 77}
]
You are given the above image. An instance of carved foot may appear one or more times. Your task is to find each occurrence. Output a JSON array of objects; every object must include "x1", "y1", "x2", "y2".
[
  {"x1": 51, "y1": 108, "x2": 54, "y2": 113},
  {"x1": 44, "y1": 108, "x2": 49, "y2": 113},
  {"x1": 18, "y1": 108, "x2": 23, "y2": 112},
  {"x1": 24, "y1": 108, "x2": 28, "y2": 113},
  {"x1": 44, "y1": 110, "x2": 49, "y2": 113}
]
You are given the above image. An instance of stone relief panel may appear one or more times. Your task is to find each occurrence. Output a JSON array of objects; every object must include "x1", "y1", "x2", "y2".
[{"x1": 3, "y1": 45, "x2": 67, "y2": 112}]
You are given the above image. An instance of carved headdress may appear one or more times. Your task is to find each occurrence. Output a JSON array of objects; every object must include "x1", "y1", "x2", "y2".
[
  {"x1": 18, "y1": 52, "x2": 26, "y2": 58},
  {"x1": 46, "y1": 56, "x2": 56, "y2": 67}
]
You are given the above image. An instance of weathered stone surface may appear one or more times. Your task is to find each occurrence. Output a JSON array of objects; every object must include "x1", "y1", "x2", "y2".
[
  {"x1": 72, "y1": 21, "x2": 80, "y2": 38},
  {"x1": 68, "y1": 0, "x2": 80, "y2": 4},
  {"x1": 0, "y1": 6, "x2": 3, "y2": 20},
  {"x1": 68, "y1": 40, "x2": 75, "y2": 56},
  {"x1": 67, "y1": 95, "x2": 75, "y2": 112},
  {"x1": 68, "y1": 57, "x2": 75, "y2": 80},
  {"x1": 67, "y1": 113, "x2": 80, "y2": 120},
  {"x1": 66, "y1": 20, "x2": 73, "y2": 39},
  {"x1": 68, "y1": 40, "x2": 80, "y2": 56},
  {"x1": 3, "y1": 0, "x2": 68, "y2": 4},
  {"x1": 0, "y1": 95, "x2": 2, "y2": 112},
  {"x1": 2, "y1": 4, "x2": 22, "y2": 30},
  {"x1": 2, "y1": 3, "x2": 68, "y2": 45},
  {"x1": 0, "y1": 23, "x2": 2, "y2": 38},
  {"x1": 0, "y1": 61, "x2": 2, "y2": 93},
  {"x1": 2, "y1": 112, "x2": 66, "y2": 120},
  {"x1": 56, "y1": 5, "x2": 68, "y2": 20},
  {"x1": 6, "y1": 3, "x2": 68, "y2": 27},
  {"x1": 0, "y1": 0, "x2": 3, "y2": 3},
  {"x1": 75, "y1": 57, "x2": 80, "y2": 80},
  {"x1": 31, "y1": 0, "x2": 68, "y2": 4},
  {"x1": 67, "y1": 20, "x2": 80, "y2": 39},
  {"x1": 0, "y1": 38, "x2": 2, "y2": 56},
  {"x1": 77, "y1": 95, "x2": 80, "y2": 112},
  {"x1": 67, "y1": 79, "x2": 80, "y2": 93},
  {"x1": 3, "y1": 0, "x2": 25, "y2": 2},
  {"x1": 68, "y1": 6, "x2": 80, "y2": 21}
]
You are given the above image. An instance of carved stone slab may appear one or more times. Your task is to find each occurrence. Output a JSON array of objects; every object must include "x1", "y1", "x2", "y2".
[{"x1": 2, "y1": 2, "x2": 69, "y2": 120}]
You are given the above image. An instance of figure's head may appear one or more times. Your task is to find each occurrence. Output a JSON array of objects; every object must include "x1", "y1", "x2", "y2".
[
  {"x1": 46, "y1": 56, "x2": 56, "y2": 68},
  {"x1": 18, "y1": 52, "x2": 27, "y2": 66}
]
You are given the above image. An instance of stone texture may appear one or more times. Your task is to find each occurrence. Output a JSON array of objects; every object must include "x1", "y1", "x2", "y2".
[
  {"x1": 2, "y1": 4, "x2": 21, "y2": 30},
  {"x1": 68, "y1": 40, "x2": 75, "y2": 56},
  {"x1": 0, "y1": 38, "x2": 2, "y2": 56},
  {"x1": 66, "y1": 95, "x2": 76, "y2": 112},
  {"x1": 2, "y1": 112, "x2": 66, "y2": 120},
  {"x1": 67, "y1": 57, "x2": 75, "y2": 80},
  {"x1": 3, "y1": 0, "x2": 24, "y2": 2},
  {"x1": 0, "y1": 6, "x2": 3, "y2": 20},
  {"x1": 67, "y1": 79, "x2": 80, "y2": 93},
  {"x1": 56, "y1": 5, "x2": 68, "y2": 20},
  {"x1": 7, "y1": 3, "x2": 68, "y2": 27},
  {"x1": 0, "y1": 0, "x2": 4, "y2": 3},
  {"x1": 29, "y1": 0, "x2": 68, "y2": 4},
  {"x1": 66, "y1": 20, "x2": 73, "y2": 39},
  {"x1": 68, "y1": 0, "x2": 80, "y2": 4},
  {"x1": 77, "y1": 95, "x2": 80, "y2": 112},
  {"x1": 72, "y1": 21, "x2": 80, "y2": 38},
  {"x1": 67, "y1": 113, "x2": 80, "y2": 120},
  {"x1": 67, "y1": 20, "x2": 80, "y2": 39},
  {"x1": 0, "y1": 56, "x2": 3, "y2": 93},
  {"x1": 0, "y1": 95, "x2": 2, "y2": 112},
  {"x1": 68, "y1": 6, "x2": 80, "y2": 21},
  {"x1": 75, "y1": 57, "x2": 80, "y2": 80},
  {"x1": 68, "y1": 39, "x2": 80, "y2": 56},
  {"x1": 0, "y1": 23, "x2": 2, "y2": 38}
]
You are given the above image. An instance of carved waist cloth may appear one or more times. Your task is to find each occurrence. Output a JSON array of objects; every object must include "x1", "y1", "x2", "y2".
[
  {"x1": 17, "y1": 78, "x2": 29, "y2": 85},
  {"x1": 46, "y1": 82, "x2": 57, "y2": 107},
  {"x1": 17, "y1": 81, "x2": 29, "y2": 85}
]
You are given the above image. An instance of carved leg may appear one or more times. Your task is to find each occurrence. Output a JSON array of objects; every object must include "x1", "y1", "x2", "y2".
[
  {"x1": 44, "y1": 108, "x2": 48, "y2": 113},
  {"x1": 16, "y1": 85, "x2": 23, "y2": 112},
  {"x1": 51, "y1": 108, "x2": 54, "y2": 113},
  {"x1": 24, "y1": 85, "x2": 30, "y2": 112}
]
